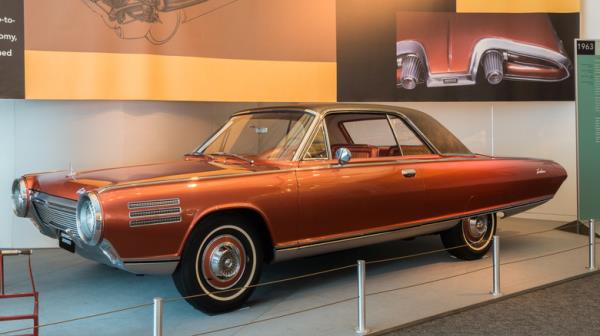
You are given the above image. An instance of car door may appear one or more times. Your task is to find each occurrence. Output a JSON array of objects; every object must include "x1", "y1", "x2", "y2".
[{"x1": 294, "y1": 111, "x2": 435, "y2": 245}]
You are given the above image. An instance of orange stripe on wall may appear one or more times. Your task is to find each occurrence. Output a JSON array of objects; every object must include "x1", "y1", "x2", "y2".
[
  {"x1": 25, "y1": 50, "x2": 337, "y2": 102},
  {"x1": 457, "y1": 0, "x2": 580, "y2": 13}
]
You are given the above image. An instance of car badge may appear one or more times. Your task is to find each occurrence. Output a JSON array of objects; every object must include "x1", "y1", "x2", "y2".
[
  {"x1": 536, "y1": 168, "x2": 547, "y2": 175},
  {"x1": 76, "y1": 187, "x2": 87, "y2": 195}
]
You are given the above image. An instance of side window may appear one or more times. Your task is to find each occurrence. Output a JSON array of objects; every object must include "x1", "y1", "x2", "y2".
[
  {"x1": 343, "y1": 119, "x2": 397, "y2": 146},
  {"x1": 325, "y1": 113, "x2": 398, "y2": 158},
  {"x1": 304, "y1": 125, "x2": 329, "y2": 160},
  {"x1": 389, "y1": 116, "x2": 432, "y2": 155}
]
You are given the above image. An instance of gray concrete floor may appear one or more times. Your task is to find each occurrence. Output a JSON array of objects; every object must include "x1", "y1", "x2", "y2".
[
  {"x1": 390, "y1": 272, "x2": 600, "y2": 336},
  {"x1": 0, "y1": 218, "x2": 594, "y2": 336}
]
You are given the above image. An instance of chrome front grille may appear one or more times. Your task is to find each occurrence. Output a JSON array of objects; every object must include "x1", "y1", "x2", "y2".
[{"x1": 32, "y1": 193, "x2": 78, "y2": 235}]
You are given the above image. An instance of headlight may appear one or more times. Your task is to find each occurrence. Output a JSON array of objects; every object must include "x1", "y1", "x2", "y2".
[
  {"x1": 11, "y1": 178, "x2": 29, "y2": 217},
  {"x1": 76, "y1": 193, "x2": 103, "y2": 246}
]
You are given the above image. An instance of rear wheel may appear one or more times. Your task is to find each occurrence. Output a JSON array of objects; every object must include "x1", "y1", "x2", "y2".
[
  {"x1": 173, "y1": 214, "x2": 263, "y2": 314},
  {"x1": 440, "y1": 214, "x2": 496, "y2": 260}
]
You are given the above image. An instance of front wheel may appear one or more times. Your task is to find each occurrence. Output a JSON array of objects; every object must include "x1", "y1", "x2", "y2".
[
  {"x1": 173, "y1": 214, "x2": 263, "y2": 314},
  {"x1": 440, "y1": 214, "x2": 496, "y2": 260}
]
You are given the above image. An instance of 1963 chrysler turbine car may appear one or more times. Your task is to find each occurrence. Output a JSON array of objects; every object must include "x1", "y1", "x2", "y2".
[{"x1": 12, "y1": 104, "x2": 567, "y2": 313}]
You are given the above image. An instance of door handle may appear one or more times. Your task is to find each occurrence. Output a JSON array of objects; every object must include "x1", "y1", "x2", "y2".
[{"x1": 402, "y1": 168, "x2": 417, "y2": 178}]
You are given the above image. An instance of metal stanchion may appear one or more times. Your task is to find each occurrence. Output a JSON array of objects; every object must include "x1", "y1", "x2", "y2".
[
  {"x1": 355, "y1": 260, "x2": 369, "y2": 335},
  {"x1": 491, "y1": 235, "x2": 501, "y2": 296},
  {"x1": 153, "y1": 297, "x2": 163, "y2": 336},
  {"x1": 589, "y1": 219, "x2": 596, "y2": 271}
]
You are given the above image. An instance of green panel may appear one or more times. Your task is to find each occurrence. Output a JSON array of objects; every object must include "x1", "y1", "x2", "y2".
[{"x1": 576, "y1": 40, "x2": 600, "y2": 221}]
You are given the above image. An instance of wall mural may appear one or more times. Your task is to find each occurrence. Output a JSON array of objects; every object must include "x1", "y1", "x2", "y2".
[
  {"x1": 82, "y1": 0, "x2": 239, "y2": 45},
  {"x1": 0, "y1": 0, "x2": 581, "y2": 102},
  {"x1": 336, "y1": 0, "x2": 579, "y2": 102}
]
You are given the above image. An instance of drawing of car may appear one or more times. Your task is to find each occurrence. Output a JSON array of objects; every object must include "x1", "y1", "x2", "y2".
[{"x1": 82, "y1": 0, "x2": 237, "y2": 44}]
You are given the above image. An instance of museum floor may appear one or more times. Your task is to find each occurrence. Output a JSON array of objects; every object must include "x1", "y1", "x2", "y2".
[
  {"x1": 391, "y1": 271, "x2": 600, "y2": 336},
  {"x1": 0, "y1": 217, "x2": 596, "y2": 336}
]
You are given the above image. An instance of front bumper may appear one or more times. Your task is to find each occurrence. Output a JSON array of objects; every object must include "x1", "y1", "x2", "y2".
[{"x1": 26, "y1": 192, "x2": 178, "y2": 275}]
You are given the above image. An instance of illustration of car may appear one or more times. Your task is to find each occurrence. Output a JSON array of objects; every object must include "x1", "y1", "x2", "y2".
[
  {"x1": 82, "y1": 0, "x2": 237, "y2": 44},
  {"x1": 12, "y1": 104, "x2": 567, "y2": 313},
  {"x1": 396, "y1": 13, "x2": 573, "y2": 90}
]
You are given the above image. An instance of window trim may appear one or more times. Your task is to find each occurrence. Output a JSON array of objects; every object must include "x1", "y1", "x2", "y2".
[{"x1": 302, "y1": 122, "x2": 332, "y2": 161}]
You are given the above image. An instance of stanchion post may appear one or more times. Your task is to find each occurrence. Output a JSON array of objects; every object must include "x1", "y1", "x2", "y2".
[
  {"x1": 355, "y1": 260, "x2": 369, "y2": 335},
  {"x1": 491, "y1": 235, "x2": 501, "y2": 296},
  {"x1": 153, "y1": 297, "x2": 163, "y2": 336},
  {"x1": 589, "y1": 219, "x2": 596, "y2": 271}
]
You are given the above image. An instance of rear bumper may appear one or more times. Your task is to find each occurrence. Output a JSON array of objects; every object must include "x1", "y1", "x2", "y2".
[{"x1": 26, "y1": 192, "x2": 178, "y2": 275}]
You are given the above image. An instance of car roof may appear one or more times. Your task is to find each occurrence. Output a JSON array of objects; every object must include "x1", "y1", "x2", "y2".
[{"x1": 234, "y1": 103, "x2": 426, "y2": 118}]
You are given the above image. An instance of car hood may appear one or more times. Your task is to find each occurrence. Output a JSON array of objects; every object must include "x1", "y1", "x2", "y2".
[{"x1": 30, "y1": 159, "x2": 275, "y2": 200}]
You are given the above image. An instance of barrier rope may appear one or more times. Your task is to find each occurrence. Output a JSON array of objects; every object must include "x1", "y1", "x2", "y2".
[
  {"x1": 0, "y1": 225, "x2": 594, "y2": 336},
  {"x1": 187, "y1": 242, "x2": 591, "y2": 336}
]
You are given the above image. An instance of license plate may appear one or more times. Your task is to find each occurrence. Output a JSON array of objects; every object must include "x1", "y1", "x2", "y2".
[{"x1": 59, "y1": 232, "x2": 75, "y2": 253}]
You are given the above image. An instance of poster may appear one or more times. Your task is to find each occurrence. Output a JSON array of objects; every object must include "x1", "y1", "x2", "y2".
[
  {"x1": 575, "y1": 39, "x2": 600, "y2": 221},
  {"x1": 337, "y1": 0, "x2": 579, "y2": 102},
  {"x1": 0, "y1": 0, "x2": 24, "y2": 99},
  {"x1": 0, "y1": 0, "x2": 581, "y2": 102},
  {"x1": 23, "y1": 0, "x2": 337, "y2": 101}
]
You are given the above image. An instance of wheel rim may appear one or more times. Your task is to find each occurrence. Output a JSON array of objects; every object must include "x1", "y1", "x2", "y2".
[
  {"x1": 462, "y1": 215, "x2": 493, "y2": 251},
  {"x1": 201, "y1": 234, "x2": 246, "y2": 290},
  {"x1": 194, "y1": 225, "x2": 257, "y2": 301}
]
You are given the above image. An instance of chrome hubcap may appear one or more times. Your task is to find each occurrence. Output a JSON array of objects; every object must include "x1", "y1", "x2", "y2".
[
  {"x1": 201, "y1": 234, "x2": 247, "y2": 290},
  {"x1": 462, "y1": 215, "x2": 493, "y2": 250},
  {"x1": 468, "y1": 218, "x2": 488, "y2": 239},
  {"x1": 209, "y1": 242, "x2": 241, "y2": 280}
]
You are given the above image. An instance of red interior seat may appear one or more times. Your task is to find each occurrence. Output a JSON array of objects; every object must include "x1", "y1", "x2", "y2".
[{"x1": 331, "y1": 144, "x2": 379, "y2": 159}]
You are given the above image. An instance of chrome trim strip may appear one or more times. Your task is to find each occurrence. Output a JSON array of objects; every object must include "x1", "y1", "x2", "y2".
[
  {"x1": 272, "y1": 197, "x2": 552, "y2": 262},
  {"x1": 129, "y1": 215, "x2": 182, "y2": 227},
  {"x1": 129, "y1": 207, "x2": 182, "y2": 218},
  {"x1": 396, "y1": 38, "x2": 571, "y2": 88},
  {"x1": 273, "y1": 219, "x2": 459, "y2": 262},
  {"x1": 128, "y1": 198, "x2": 180, "y2": 209}
]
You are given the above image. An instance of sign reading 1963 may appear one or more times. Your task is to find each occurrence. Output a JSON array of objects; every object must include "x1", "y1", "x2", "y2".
[
  {"x1": 577, "y1": 40, "x2": 596, "y2": 55},
  {"x1": 0, "y1": 0, "x2": 24, "y2": 99},
  {"x1": 576, "y1": 39, "x2": 600, "y2": 221}
]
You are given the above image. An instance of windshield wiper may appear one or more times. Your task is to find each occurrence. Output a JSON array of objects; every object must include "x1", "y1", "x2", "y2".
[{"x1": 207, "y1": 152, "x2": 255, "y2": 164}]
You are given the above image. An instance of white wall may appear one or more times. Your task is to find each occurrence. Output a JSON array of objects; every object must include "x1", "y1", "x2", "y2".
[
  {"x1": 2, "y1": 2, "x2": 598, "y2": 248},
  {"x1": 0, "y1": 101, "x2": 261, "y2": 248},
  {"x1": 0, "y1": 99, "x2": 579, "y2": 248}
]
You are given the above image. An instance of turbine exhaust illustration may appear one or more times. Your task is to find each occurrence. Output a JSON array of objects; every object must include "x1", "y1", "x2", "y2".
[
  {"x1": 82, "y1": 0, "x2": 238, "y2": 45},
  {"x1": 395, "y1": 13, "x2": 573, "y2": 90}
]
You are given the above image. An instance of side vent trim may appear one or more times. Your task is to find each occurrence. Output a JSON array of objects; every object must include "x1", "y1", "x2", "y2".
[{"x1": 128, "y1": 198, "x2": 180, "y2": 210}]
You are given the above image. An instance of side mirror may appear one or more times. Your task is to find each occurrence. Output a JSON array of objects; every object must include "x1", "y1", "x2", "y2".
[{"x1": 335, "y1": 147, "x2": 352, "y2": 166}]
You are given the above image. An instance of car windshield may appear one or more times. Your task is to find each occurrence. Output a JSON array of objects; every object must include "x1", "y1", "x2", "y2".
[{"x1": 198, "y1": 111, "x2": 315, "y2": 161}]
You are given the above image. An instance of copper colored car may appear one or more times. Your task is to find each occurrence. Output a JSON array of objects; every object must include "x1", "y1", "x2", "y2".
[
  {"x1": 12, "y1": 104, "x2": 567, "y2": 313},
  {"x1": 396, "y1": 13, "x2": 572, "y2": 89}
]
